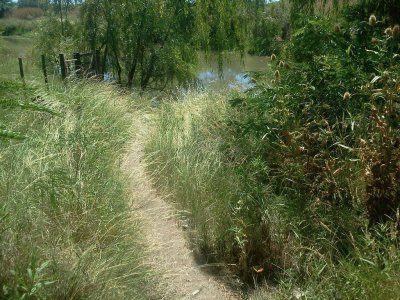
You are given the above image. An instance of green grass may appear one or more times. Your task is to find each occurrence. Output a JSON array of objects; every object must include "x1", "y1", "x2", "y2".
[
  {"x1": 145, "y1": 91, "x2": 238, "y2": 257},
  {"x1": 0, "y1": 16, "x2": 42, "y2": 37},
  {"x1": 0, "y1": 35, "x2": 43, "y2": 82},
  {"x1": 0, "y1": 79, "x2": 153, "y2": 299},
  {"x1": 145, "y1": 90, "x2": 283, "y2": 282}
]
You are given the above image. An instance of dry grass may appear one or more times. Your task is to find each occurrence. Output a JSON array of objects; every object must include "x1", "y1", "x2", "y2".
[
  {"x1": 6, "y1": 7, "x2": 44, "y2": 20},
  {"x1": 0, "y1": 80, "x2": 153, "y2": 299}
]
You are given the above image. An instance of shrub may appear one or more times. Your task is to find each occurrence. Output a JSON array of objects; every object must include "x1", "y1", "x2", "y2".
[
  {"x1": 0, "y1": 18, "x2": 39, "y2": 36},
  {"x1": 222, "y1": 9, "x2": 400, "y2": 295},
  {"x1": 34, "y1": 16, "x2": 83, "y2": 67},
  {"x1": 1, "y1": 24, "x2": 16, "y2": 35}
]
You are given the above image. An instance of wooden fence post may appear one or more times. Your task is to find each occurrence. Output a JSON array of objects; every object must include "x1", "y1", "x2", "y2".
[
  {"x1": 18, "y1": 57, "x2": 25, "y2": 85},
  {"x1": 59, "y1": 53, "x2": 66, "y2": 80},
  {"x1": 41, "y1": 54, "x2": 48, "y2": 85},
  {"x1": 95, "y1": 49, "x2": 101, "y2": 75},
  {"x1": 73, "y1": 52, "x2": 82, "y2": 77}
]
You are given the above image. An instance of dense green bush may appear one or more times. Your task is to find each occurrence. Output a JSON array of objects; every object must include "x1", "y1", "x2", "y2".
[
  {"x1": 0, "y1": 0, "x2": 12, "y2": 18},
  {"x1": 234, "y1": 9, "x2": 400, "y2": 219},
  {"x1": 1, "y1": 23, "x2": 16, "y2": 35},
  {"x1": 249, "y1": 15, "x2": 282, "y2": 56},
  {"x1": 34, "y1": 16, "x2": 83, "y2": 66},
  {"x1": 248, "y1": 1, "x2": 290, "y2": 56},
  {"x1": 224, "y1": 8, "x2": 400, "y2": 295}
]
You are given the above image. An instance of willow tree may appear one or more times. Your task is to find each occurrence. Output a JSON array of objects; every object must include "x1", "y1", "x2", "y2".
[{"x1": 81, "y1": 0, "x2": 253, "y2": 89}]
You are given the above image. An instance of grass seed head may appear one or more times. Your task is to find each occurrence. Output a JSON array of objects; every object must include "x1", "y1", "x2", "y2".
[
  {"x1": 343, "y1": 92, "x2": 351, "y2": 101},
  {"x1": 334, "y1": 24, "x2": 341, "y2": 33},
  {"x1": 369, "y1": 14, "x2": 377, "y2": 26},
  {"x1": 270, "y1": 54, "x2": 277, "y2": 61},
  {"x1": 278, "y1": 61, "x2": 284, "y2": 68},
  {"x1": 393, "y1": 24, "x2": 400, "y2": 38},
  {"x1": 274, "y1": 70, "x2": 281, "y2": 79},
  {"x1": 382, "y1": 71, "x2": 390, "y2": 81},
  {"x1": 385, "y1": 27, "x2": 393, "y2": 36},
  {"x1": 371, "y1": 37, "x2": 379, "y2": 45}
]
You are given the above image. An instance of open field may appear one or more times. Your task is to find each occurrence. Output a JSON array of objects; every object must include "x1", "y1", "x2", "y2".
[{"x1": 0, "y1": 35, "x2": 41, "y2": 82}]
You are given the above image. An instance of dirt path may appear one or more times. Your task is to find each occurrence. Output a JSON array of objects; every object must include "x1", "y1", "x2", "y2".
[{"x1": 122, "y1": 114, "x2": 241, "y2": 300}]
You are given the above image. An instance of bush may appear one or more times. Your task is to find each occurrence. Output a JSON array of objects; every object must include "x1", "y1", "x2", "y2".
[
  {"x1": 34, "y1": 16, "x2": 83, "y2": 67},
  {"x1": 0, "y1": 18, "x2": 39, "y2": 36},
  {"x1": 1, "y1": 24, "x2": 16, "y2": 35},
  {"x1": 224, "y1": 10, "x2": 400, "y2": 296},
  {"x1": 289, "y1": 17, "x2": 348, "y2": 62},
  {"x1": 249, "y1": 15, "x2": 283, "y2": 56}
]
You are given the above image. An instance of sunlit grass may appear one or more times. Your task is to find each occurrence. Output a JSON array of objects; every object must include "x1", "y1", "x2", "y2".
[
  {"x1": 0, "y1": 80, "x2": 153, "y2": 299},
  {"x1": 0, "y1": 36, "x2": 42, "y2": 82},
  {"x1": 145, "y1": 88, "x2": 400, "y2": 299}
]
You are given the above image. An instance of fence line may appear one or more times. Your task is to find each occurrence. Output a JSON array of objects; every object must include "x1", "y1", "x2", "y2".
[{"x1": 17, "y1": 50, "x2": 103, "y2": 86}]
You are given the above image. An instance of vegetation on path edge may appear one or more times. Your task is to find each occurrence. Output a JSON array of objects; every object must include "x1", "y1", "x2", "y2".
[{"x1": 0, "y1": 79, "x2": 153, "y2": 299}]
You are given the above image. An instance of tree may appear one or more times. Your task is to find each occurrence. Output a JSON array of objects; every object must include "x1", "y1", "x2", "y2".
[
  {"x1": 18, "y1": 0, "x2": 48, "y2": 8},
  {"x1": 0, "y1": 0, "x2": 12, "y2": 18},
  {"x1": 80, "y1": 0, "x2": 256, "y2": 89}
]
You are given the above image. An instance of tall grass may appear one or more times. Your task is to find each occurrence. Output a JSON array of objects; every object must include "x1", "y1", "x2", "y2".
[
  {"x1": 145, "y1": 88, "x2": 400, "y2": 299},
  {"x1": 0, "y1": 80, "x2": 152, "y2": 299},
  {"x1": 145, "y1": 90, "x2": 286, "y2": 284},
  {"x1": 145, "y1": 91, "x2": 239, "y2": 256}
]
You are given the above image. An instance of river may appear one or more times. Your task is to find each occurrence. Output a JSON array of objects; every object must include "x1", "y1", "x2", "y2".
[{"x1": 196, "y1": 52, "x2": 269, "y2": 91}]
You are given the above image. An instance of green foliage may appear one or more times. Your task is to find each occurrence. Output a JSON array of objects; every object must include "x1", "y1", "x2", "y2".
[
  {"x1": 0, "y1": 7, "x2": 44, "y2": 38},
  {"x1": 346, "y1": 0, "x2": 400, "y2": 24},
  {"x1": 146, "y1": 3, "x2": 400, "y2": 298},
  {"x1": 17, "y1": 0, "x2": 49, "y2": 9},
  {"x1": 34, "y1": 15, "x2": 82, "y2": 66},
  {"x1": 289, "y1": 17, "x2": 347, "y2": 62},
  {"x1": 222, "y1": 4, "x2": 400, "y2": 294},
  {"x1": 248, "y1": 14, "x2": 282, "y2": 55},
  {"x1": 78, "y1": 0, "x2": 252, "y2": 88},
  {"x1": 0, "y1": 18, "x2": 38, "y2": 36},
  {"x1": 0, "y1": 0, "x2": 12, "y2": 18},
  {"x1": 0, "y1": 80, "x2": 61, "y2": 142},
  {"x1": 3, "y1": 258, "x2": 55, "y2": 299},
  {"x1": 80, "y1": 0, "x2": 197, "y2": 87},
  {"x1": 1, "y1": 24, "x2": 17, "y2": 35},
  {"x1": 248, "y1": 0, "x2": 291, "y2": 56}
]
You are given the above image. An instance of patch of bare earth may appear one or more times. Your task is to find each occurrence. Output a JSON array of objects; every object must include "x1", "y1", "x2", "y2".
[{"x1": 122, "y1": 115, "x2": 241, "y2": 300}]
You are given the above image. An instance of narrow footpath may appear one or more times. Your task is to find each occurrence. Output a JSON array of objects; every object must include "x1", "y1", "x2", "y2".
[{"x1": 122, "y1": 114, "x2": 240, "y2": 300}]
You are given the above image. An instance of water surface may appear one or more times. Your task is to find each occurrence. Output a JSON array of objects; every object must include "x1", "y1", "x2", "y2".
[{"x1": 196, "y1": 53, "x2": 269, "y2": 91}]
